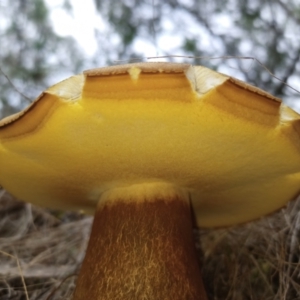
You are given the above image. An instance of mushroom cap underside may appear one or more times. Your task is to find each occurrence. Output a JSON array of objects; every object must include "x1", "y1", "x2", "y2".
[{"x1": 0, "y1": 62, "x2": 300, "y2": 228}]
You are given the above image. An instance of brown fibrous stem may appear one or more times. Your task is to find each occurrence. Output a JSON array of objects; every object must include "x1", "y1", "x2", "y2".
[{"x1": 72, "y1": 195, "x2": 207, "y2": 300}]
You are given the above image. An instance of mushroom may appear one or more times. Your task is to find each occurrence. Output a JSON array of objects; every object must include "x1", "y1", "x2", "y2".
[{"x1": 1, "y1": 62, "x2": 300, "y2": 299}]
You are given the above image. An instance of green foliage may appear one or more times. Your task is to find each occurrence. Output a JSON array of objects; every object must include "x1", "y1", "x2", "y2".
[
  {"x1": 0, "y1": 0, "x2": 84, "y2": 117},
  {"x1": 29, "y1": 0, "x2": 48, "y2": 22},
  {"x1": 107, "y1": 3, "x2": 137, "y2": 46},
  {"x1": 1, "y1": 0, "x2": 299, "y2": 115},
  {"x1": 93, "y1": 0, "x2": 300, "y2": 104},
  {"x1": 183, "y1": 38, "x2": 197, "y2": 53}
]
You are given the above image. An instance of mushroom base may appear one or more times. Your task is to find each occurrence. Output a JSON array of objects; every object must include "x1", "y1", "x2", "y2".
[{"x1": 72, "y1": 196, "x2": 207, "y2": 300}]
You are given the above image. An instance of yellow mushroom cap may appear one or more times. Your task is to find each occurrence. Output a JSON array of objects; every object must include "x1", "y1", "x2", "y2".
[{"x1": 1, "y1": 62, "x2": 300, "y2": 228}]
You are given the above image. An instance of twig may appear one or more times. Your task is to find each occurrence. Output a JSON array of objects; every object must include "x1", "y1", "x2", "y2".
[
  {"x1": 114, "y1": 55, "x2": 300, "y2": 94},
  {"x1": 0, "y1": 66, "x2": 31, "y2": 101},
  {"x1": 0, "y1": 250, "x2": 29, "y2": 300},
  {"x1": 151, "y1": 55, "x2": 300, "y2": 94},
  {"x1": 46, "y1": 273, "x2": 77, "y2": 300}
]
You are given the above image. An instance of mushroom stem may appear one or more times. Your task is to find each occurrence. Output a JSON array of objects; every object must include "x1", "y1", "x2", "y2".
[{"x1": 72, "y1": 195, "x2": 207, "y2": 300}]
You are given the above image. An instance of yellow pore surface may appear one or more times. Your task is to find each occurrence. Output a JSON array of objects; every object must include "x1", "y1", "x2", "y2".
[{"x1": 0, "y1": 63, "x2": 300, "y2": 228}]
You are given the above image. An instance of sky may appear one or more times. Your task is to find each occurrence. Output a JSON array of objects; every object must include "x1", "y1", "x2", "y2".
[
  {"x1": 46, "y1": 0, "x2": 162, "y2": 59},
  {"x1": 46, "y1": 0, "x2": 99, "y2": 57},
  {"x1": 45, "y1": 0, "x2": 214, "y2": 65},
  {"x1": 45, "y1": 0, "x2": 300, "y2": 111}
]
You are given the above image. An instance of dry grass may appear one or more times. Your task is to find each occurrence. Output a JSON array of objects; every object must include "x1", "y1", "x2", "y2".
[
  {"x1": 0, "y1": 190, "x2": 91, "y2": 300},
  {"x1": 0, "y1": 189, "x2": 299, "y2": 300},
  {"x1": 200, "y1": 200, "x2": 300, "y2": 300}
]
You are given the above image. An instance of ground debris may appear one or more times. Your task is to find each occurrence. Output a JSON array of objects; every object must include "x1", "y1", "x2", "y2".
[{"x1": 0, "y1": 190, "x2": 299, "y2": 300}]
